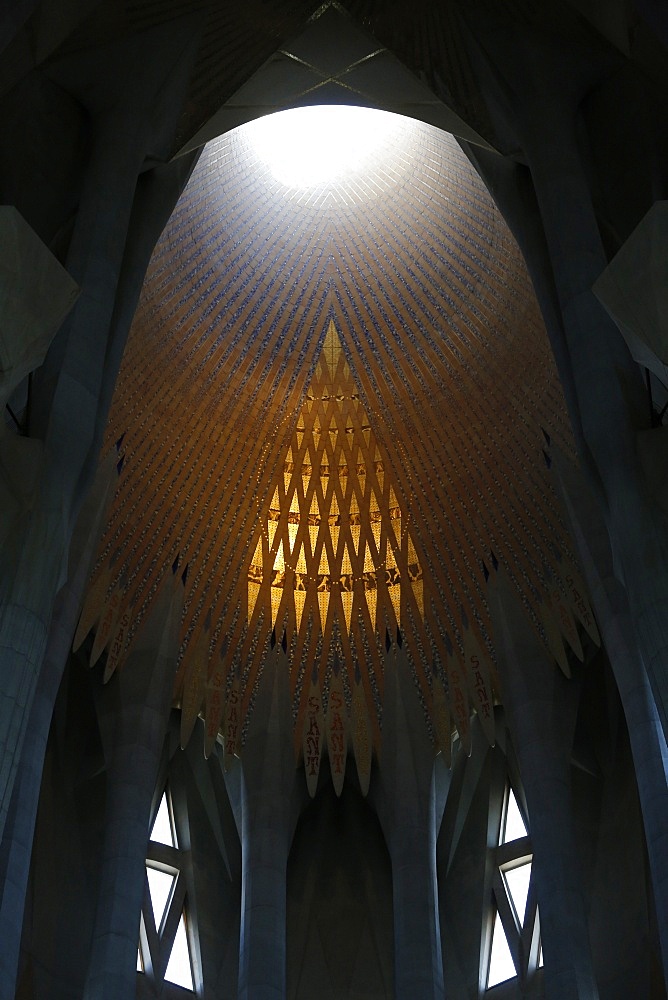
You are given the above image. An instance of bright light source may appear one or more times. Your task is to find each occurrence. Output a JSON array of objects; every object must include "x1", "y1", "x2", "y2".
[
  {"x1": 504, "y1": 862, "x2": 532, "y2": 925},
  {"x1": 246, "y1": 105, "x2": 403, "y2": 188},
  {"x1": 151, "y1": 790, "x2": 176, "y2": 847},
  {"x1": 502, "y1": 787, "x2": 527, "y2": 843},
  {"x1": 487, "y1": 910, "x2": 516, "y2": 988},
  {"x1": 146, "y1": 867, "x2": 175, "y2": 930},
  {"x1": 165, "y1": 912, "x2": 195, "y2": 990}
]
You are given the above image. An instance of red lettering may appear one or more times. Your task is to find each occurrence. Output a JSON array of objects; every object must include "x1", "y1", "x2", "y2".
[
  {"x1": 307, "y1": 755, "x2": 319, "y2": 776},
  {"x1": 331, "y1": 732, "x2": 344, "y2": 753},
  {"x1": 307, "y1": 716, "x2": 320, "y2": 737}
]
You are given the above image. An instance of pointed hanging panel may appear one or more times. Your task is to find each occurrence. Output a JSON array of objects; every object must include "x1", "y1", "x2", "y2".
[
  {"x1": 327, "y1": 663, "x2": 348, "y2": 797},
  {"x1": 351, "y1": 675, "x2": 372, "y2": 796},
  {"x1": 303, "y1": 678, "x2": 324, "y2": 798},
  {"x1": 223, "y1": 676, "x2": 241, "y2": 764}
]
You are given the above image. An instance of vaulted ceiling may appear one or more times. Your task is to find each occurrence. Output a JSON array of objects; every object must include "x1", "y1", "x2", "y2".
[
  {"x1": 74, "y1": 108, "x2": 598, "y2": 787},
  {"x1": 6, "y1": 0, "x2": 661, "y2": 789}
]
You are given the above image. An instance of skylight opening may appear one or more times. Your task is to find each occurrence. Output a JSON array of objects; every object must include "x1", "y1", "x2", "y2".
[{"x1": 246, "y1": 105, "x2": 405, "y2": 188}]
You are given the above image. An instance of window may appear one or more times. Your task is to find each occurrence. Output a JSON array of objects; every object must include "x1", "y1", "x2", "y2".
[
  {"x1": 137, "y1": 787, "x2": 197, "y2": 993},
  {"x1": 485, "y1": 785, "x2": 543, "y2": 992}
]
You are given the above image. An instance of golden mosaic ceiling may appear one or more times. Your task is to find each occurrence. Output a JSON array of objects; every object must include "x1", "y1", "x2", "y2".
[{"x1": 76, "y1": 110, "x2": 594, "y2": 780}]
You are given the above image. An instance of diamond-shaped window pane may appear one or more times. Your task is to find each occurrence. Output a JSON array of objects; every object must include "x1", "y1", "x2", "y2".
[
  {"x1": 151, "y1": 792, "x2": 175, "y2": 847},
  {"x1": 502, "y1": 788, "x2": 527, "y2": 843},
  {"x1": 504, "y1": 862, "x2": 532, "y2": 926},
  {"x1": 165, "y1": 912, "x2": 194, "y2": 991},
  {"x1": 487, "y1": 910, "x2": 516, "y2": 988},
  {"x1": 147, "y1": 867, "x2": 175, "y2": 930}
]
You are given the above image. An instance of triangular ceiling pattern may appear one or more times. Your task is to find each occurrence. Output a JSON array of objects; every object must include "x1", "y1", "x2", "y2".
[
  {"x1": 248, "y1": 318, "x2": 424, "y2": 638},
  {"x1": 246, "y1": 318, "x2": 424, "y2": 726}
]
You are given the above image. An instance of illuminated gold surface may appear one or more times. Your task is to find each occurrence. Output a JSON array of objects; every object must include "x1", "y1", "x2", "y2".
[
  {"x1": 78, "y1": 114, "x2": 594, "y2": 765},
  {"x1": 248, "y1": 320, "x2": 424, "y2": 659}
]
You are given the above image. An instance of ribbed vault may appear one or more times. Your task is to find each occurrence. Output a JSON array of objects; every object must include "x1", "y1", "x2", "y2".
[{"x1": 77, "y1": 110, "x2": 593, "y2": 781}]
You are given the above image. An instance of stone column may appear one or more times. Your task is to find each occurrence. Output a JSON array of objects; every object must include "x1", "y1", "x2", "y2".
[
  {"x1": 83, "y1": 569, "x2": 183, "y2": 1000},
  {"x1": 551, "y1": 445, "x2": 668, "y2": 977},
  {"x1": 372, "y1": 646, "x2": 446, "y2": 1000},
  {"x1": 519, "y1": 101, "x2": 668, "y2": 986},
  {"x1": 458, "y1": 5, "x2": 668, "y2": 745},
  {"x1": 233, "y1": 649, "x2": 301, "y2": 1000},
  {"x1": 0, "y1": 450, "x2": 116, "y2": 1000},
  {"x1": 489, "y1": 568, "x2": 599, "y2": 1000},
  {"x1": 454, "y1": 19, "x2": 668, "y2": 983},
  {"x1": 521, "y1": 99, "x2": 668, "y2": 753},
  {"x1": 0, "y1": 16, "x2": 202, "y2": 849},
  {"x1": 0, "y1": 112, "x2": 146, "y2": 849}
]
